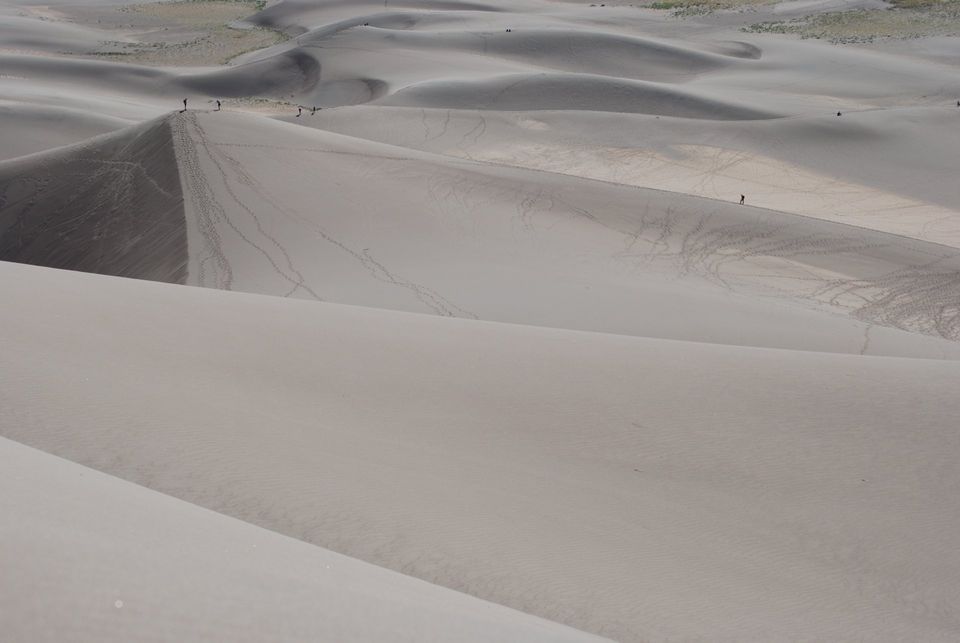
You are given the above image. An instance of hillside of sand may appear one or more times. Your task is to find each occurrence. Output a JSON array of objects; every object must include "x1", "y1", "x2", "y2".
[{"x1": 2, "y1": 0, "x2": 960, "y2": 641}]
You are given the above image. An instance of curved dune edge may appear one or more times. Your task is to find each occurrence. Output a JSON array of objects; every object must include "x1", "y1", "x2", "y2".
[
  {"x1": 300, "y1": 105, "x2": 960, "y2": 248},
  {"x1": 0, "y1": 49, "x2": 319, "y2": 101},
  {"x1": 378, "y1": 72, "x2": 781, "y2": 119},
  {"x1": 129, "y1": 112, "x2": 960, "y2": 351},
  {"x1": 2, "y1": 261, "x2": 960, "y2": 641},
  {"x1": 3, "y1": 0, "x2": 960, "y2": 640},
  {"x1": 0, "y1": 436, "x2": 606, "y2": 643},
  {"x1": 2, "y1": 110, "x2": 959, "y2": 356}
]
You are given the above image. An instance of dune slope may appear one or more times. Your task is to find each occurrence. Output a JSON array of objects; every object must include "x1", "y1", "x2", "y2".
[
  {"x1": 0, "y1": 435, "x2": 605, "y2": 643},
  {"x1": 3, "y1": 0, "x2": 960, "y2": 639},
  {"x1": 0, "y1": 117, "x2": 187, "y2": 283},
  {"x1": 2, "y1": 261, "x2": 959, "y2": 642},
  {"x1": 4, "y1": 110, "x2": 959, "y2": 357}
]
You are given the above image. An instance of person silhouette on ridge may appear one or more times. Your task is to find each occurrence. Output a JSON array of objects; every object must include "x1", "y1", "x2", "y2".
[
  {"x1": 740, "y1": 194, "x2": 745, "y2": 205},
  {"x1": 181, "y1": 98, "x2": 187, "y2": 113}
]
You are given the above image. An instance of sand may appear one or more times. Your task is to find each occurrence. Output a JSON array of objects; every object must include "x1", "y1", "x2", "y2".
[
  {"x1": 3, "y1": 260, "x2": 960, "y2": 641},
  {"x1": 0, "y1": 435, "x2": 604, "y2": 642},
  {"x1": 1, "y1": 0, "x2": 959, "y2": 640}
]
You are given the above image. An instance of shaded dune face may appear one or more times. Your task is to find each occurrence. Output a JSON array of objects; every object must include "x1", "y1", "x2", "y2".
[
  {"x1": 0, "y1": 51, "x2": 319, "y2": 106},
  {"x1": 238, "y1": 3, "x2": 762, "y2": 111},
  {"x1": 2, "y1": 112, "x2": 958, "y2": 349},
  {"x1": 372, "y1": 29, "x2": 738, "y2": 81},
  {"x1": 182, "y1": 50, "x2": 322, "y2": 99},
  {"x1": 378, "y1": 72, "x2": 779, "y2": 118},
  {"x1": 705, "y1": 40, "x2": 763, "y2": 59},
  {"x1": 307, "y1": 78, "x2": 390, "y2": 106},
  {"x1": 0, "y1": 119, "x2": 187, "y2": 284},
  {"x1": 251, "y1": 0, "x2": 506, "y2": 32},
  {"x1": 5, "y1": 0, "x2": 960, "y2": 640}
]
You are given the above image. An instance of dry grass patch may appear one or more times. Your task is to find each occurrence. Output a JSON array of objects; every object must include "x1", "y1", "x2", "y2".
[
  {"x1": 643, "y1": 0, "x2": 776, "y2": 16},
  {"x1": 744, "y1": 0, "x2": 960, "y2": 42},
  {"x1": 85, "y1": 0, "x2": 285, "y2": 65}
]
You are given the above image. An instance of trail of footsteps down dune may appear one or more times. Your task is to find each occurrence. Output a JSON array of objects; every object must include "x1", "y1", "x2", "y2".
[
  {"x1": 172, "y1": 112, "x2": 321, "y2": 299},
  {"x1": 170, "y1": 113, "x2": 234, "y2": 290},
  {"x1": 624, "y1": 207, "x2": 960, "y2": 341},
  {"x1": 188, "y1": 118, "x2": 477, "y2": 318}
]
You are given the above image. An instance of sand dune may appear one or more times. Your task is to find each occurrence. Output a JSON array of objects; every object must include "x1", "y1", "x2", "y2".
[
  {"x1": 307, "y1": 105, "x2": 960, "y2": 245},
  {"x1": 4, "y1": 109, "x2": 958, "y2": 357},
  {"x1": 3, "y1": 0, "x2": 960, "y2": 639},
  {"x1": 3, "y1": 261, "x2": 960, "y2": 641},
  {"x1": 0, "y1": 117, "x2": 186, "y2": 283},
  {"x1": 0, "y1": 49, "x2": 318, "y2": 100},
  {"x1": 379, "y1": 72, "x2": 780, "y2": 118},
  {"x1": 251, "y1": 0, "x2": 507, "y2": 34},
  {"x1": 298, "y1": 26, "x2": 740, "y2": 82},
  {"x1": 0, "y1": 436, "x2": 604, "y2": 642},
  {"x1": 0, "y1": 102, "x2": 130, "y2": 161},
  {"x1": 0, "y1": 15, "x2": 115, "y2": 54}
]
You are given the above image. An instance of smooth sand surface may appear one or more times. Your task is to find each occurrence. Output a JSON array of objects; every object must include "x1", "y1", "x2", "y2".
[
  {"x1": 2, "y1": 0, "x2": 960, "y2": 639},
  {"x1": 0, "y1": 436, "x2": 605, "y2": 642},
  {"x1": 2, "y1": 261, "x2": 960, "y2": 641}
]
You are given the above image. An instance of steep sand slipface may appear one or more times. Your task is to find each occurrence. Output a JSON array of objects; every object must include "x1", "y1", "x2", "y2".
[
  {"x1": 371, "y1": 28, "x2": 736, "y2": 82},
  {"x1": 2, "y1": 109, "x2": 958, "y2": 356},
  {"x1": 249, "y1": 0, "x2": 508, "y2": 35},
  {"x1": 2, "y1": 0, "x2": 960, "y2": 640},
  {"x1": 0, "y1": 118, "x2": 187, "y2": 283},
  {"x1": 377, "y1": 72, "x2": 781, "y2": 118},
  {"x1": 0, "y1": 49, "x2": 318, "y2": 101},
  {"x1": 2, "y1": 262, "x2": 960, "y2": 641},
  {"x1": 0, "y1": 436, "x2": 605, "y2": 643}
]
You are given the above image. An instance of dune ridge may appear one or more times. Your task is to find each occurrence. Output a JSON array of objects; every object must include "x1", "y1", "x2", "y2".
[
  {"x1": 2, "y1": 109, "x2": 959, "y2": 357},
  {"x1": 0, "y1": 435, "x2": 605, "y2": 643},
  {"x1": 3, "y1": 261, "x2": 960, "y2": 641},
  {"x1": 378, "y1": 72, "x2": 781, "y2": 118},
  {"x1": 3, "y1": 0, "x2": 960, "y2": 640}
]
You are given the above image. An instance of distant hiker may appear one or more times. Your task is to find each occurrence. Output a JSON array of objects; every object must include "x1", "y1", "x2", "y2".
[
  {"x1": 311, "y1": 106, "x2": 317, "y2": 115},
  {"x1": 182, "y1": 98, "x2": 187, "y2": 112},
  {"x1": 506, "y1": 28, "x2": 512, "y2": 32},
  {"x1": 837, "y1": 111, "x2": 842, "y2": 116},
  {"x1": 216, "y1": 100, "x2": 221, "y2": 111},
  {"x1": 297, "y1": 106, "x2": 303, "y2": 117},
  {"x1": 739, "y1": 194, "x2": 745, "y2": 205}
]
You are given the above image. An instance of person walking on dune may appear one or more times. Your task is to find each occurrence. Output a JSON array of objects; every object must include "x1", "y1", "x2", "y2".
[
  {"x1": 297, "y1": 106, "x2": 302, "y2": 117},
  {"x1": 181, "y1": 98, "x2": 187, "y2": 113},
  {"x1": 740, "y1": 194, "x2": 745, "y2": 205},
  {"x1": 216, "y1": 100, "x2": 221, "y2": 111}
]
